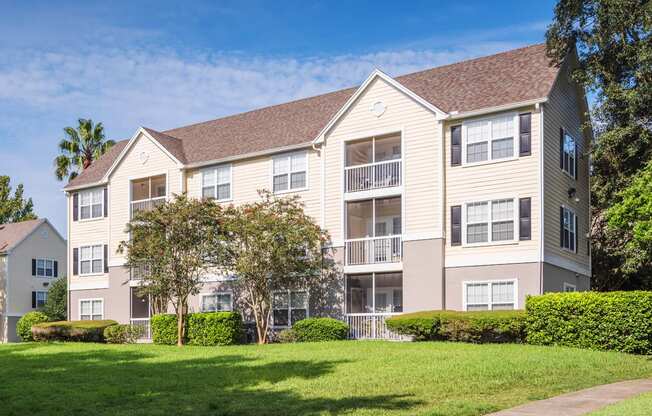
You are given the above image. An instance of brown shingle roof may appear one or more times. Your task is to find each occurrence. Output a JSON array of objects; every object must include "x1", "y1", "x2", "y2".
[
  {"x1": 65, "y1": 43, "x2": 558, "y2": 189},
  {"x1": 0, "y1": 219, "x2": 45, "y2": 253}
]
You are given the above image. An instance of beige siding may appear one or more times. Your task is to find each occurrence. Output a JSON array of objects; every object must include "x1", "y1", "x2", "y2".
[
  {"x1": 444, "y1": 107, "x2": 541, "y2": 267},
  {"x1": 323, "y1": 77, "x2": 442, "y2": 244},
  {"x1": 543, "y1": 63, "x2": 591, "y2": 272}
]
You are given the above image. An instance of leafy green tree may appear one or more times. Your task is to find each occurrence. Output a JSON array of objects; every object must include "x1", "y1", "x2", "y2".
[
  {"x1": 0, "y1": 176, "x2": 36, "y2": 224},
  {"x1": 42, "y1": 277, "x2": 67, "y2": 321},
  {"x1": 222, "y1": 191, "x2": 331, "y2": 344},
  {"x1": 54, "y1": 118, "x2": 115, "y2": 181},
  {"x1": 546, "y1": 0, "x2": 652, "y2": 289},
  {"x1": 118, "y1": 195, "x2": 230, "y2": 346}
]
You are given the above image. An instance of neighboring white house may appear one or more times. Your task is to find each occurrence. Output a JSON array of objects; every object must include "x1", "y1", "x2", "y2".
[{"x1": 0, "y1": 219, "x2": 67, "y2": 342}]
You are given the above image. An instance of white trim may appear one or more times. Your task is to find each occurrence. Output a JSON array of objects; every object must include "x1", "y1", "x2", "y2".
[
  {"x1": 34, "y1": 258, "x2": 57, "y2": 278},
  {"x1": 561, "y1": 128, "x2": 578, "y2": 180},
  {"x1": 445, "y1": 254, "x2": 540, "y2": 268},
  {"x1": 77, "y1": 187, "x2": 105, "y2": 222},
  {"x1": 539, "y1": 105, "x2": 545, "y2": 265},
  {"x1": 270, "y1": 150, "x2": 309, "y2": 194},
  {"x1": 544, "y1": 254, "x2": 590, "y2": 276},
  {"x1": 34, "y1": 290, "x2": 48, "y2": 308},
  {"x1": 563, "y1": 282, "x2": 577, "y2": 292},
  {"x1": 402, "y1": 232, "x2": 443, "y2": 242},
  {"x1": 271, "y1": 289, "x2": 310, "y2": 328},
  {"x1": 462, "y1": 279, "x2": 518, "y2": 311},
  {"x1": 77, "y1": 243, "x2": 105, "y2": 276},
  {"x1": 312, "y1": 69, "x2": 446, "y2": 145},
  {"x1": 461, "y1": 196, "x2": 519, "y2": 247},
  {"x1": 560, "y1": 205, "x2": 578, "y2": 253},
  {"x1": 460, "y1": 112, "x2": 519, "y2": 167},
  {"x1": 78, "y1": 298, "x2": 104, "y2": 320},
  {"x1": 201, "y1": 163, "x2": 233, "y2": 202},
  {"x1": 344, "y1": 262, "x2": 403, "y2": 274},
  {"x1": 446, "y1": 98, "x2": 547, "y2": 120},
  {"x1": 185, "y1": 142, "x2": 312, "y2": 170},
  {"x1": 199, "y1": 292, "x2": 234, "y2": 312},
  {"x1": 438, "y1": 120, "x2": 446, "y2": 240},
  {"x1": 343, "y1": 186, "x2": 403, "y2": 201}
]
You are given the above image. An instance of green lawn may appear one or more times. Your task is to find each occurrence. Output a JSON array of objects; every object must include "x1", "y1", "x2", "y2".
[
  {"x1": 1, "y1": 341, "x2": 651, "y2": 416},
  {"x1": 588, "y1": 392, "x2": 652, "y2": 416}
]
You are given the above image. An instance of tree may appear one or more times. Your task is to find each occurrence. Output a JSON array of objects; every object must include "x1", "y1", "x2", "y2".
[
  {"x1": 42, "y1": 277, "x2": 67, "y2": 321},
  {"x1": 54, "y1": 118, "x2": 115, "y2": 181},
  {"x1": 546, "y1": 0, "x2": 652, "y2": 289},
  {"x1": 222, "y1": 191, "x2": 331, "y2": 344},
  {"x1": 118, "y1": 195, "x2": 229, "y2": 346},
  {"x1": 0, "y1": 176, "x2": 36, "y2": 224}
]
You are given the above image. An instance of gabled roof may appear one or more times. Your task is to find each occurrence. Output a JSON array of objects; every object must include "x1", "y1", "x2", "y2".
[
  {"x1": 0, "y1": 219, "x2": 64, "y2": 254},
  {"x1": 65, "y1": 43, "x2": 560, "y2": 190}
]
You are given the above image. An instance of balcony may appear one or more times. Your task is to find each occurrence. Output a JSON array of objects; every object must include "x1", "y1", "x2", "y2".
[
  {"x1": 345, "y1": 236, "x2": 402, "y2": 265},
  {"x1": 130, "y1": 174, "x2": 166, "y2": 218},
  {"x1": 345, "y1": 159, "x2": 401, "y2": 193},
  {"x1": 130, "y1": 197, "x2": 165, "y2": 218}
]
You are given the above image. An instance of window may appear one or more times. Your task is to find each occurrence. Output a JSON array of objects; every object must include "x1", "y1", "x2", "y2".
[
  {"x1": 561, "y1": 207, "x2": 577, "y2": 252},
  {"x1": 346, "y1": 273, "x2": 403, "y2": 314},
  {"x1": 200, "y1": 293, "x2": 233, "y2": 312},
  {"x1": 35, "y1": 291, "x2": 48, "y2": 308},
  {"x1": 464, "y1": 114, "x2": 517, "y2": 164},
  {"x1": 465, "y1": 198, "x2": 515, "y2": 244},
  {"x1": 562, "y1": 132, "x2": 576, "y2": 178},
  {"x1": 272, "y1": 290, "x2": 308, "y2": 326},
  {"x1": 464, "y1": 281, "x2": 516, "y2": 311},
  {"x1": 36, "y1": 259, "x2": 54, "y2": 277},
  {"x1": 563, "y1": 283, "x2": 577, "y2": 292},
  {"x1": 273, "y1": 152, "x2": 307, "y2": 193},
  {"x1": 131, "y1": 175, "x2": 166, "y2": 201},
  {"x1": 79, "y1": 244, "x2": 103, "y2": 275},
  {"x1": 202, "y1": 165, "x2": 232, "y2": 201},
  {"x1": 80, "y1": 299, "x2": 103, "y2": 320},
  {"x1": 79, "y1": 188, "x2": 103, "y2": 220}
]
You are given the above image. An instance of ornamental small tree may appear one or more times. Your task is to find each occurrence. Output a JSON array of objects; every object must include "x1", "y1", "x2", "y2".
[
  {"x1": 222, "y1": 191, "x2": 331, "y2": 344},
  {"x1": 118, "y1": 194, "x2": 230, "y2": 346},
  {"x1": 42, "y1": 276, "x2": 67, "y2": 321}
]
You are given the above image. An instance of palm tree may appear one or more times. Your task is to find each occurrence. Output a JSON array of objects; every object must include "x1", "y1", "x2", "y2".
[{"x1": 54, "y1": 118, "x2": 115, "y2": 181}]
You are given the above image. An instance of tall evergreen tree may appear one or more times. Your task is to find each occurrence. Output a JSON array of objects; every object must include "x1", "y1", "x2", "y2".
[{"x1": 0, "y1": 176, "x2": 36, "y2": 224}]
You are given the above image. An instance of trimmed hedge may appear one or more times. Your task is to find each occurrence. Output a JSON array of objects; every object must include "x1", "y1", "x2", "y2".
[
  {"x1": 526, "y1": 291, "x2": 652, "y2": 354},
  {"x1": 292, "y1": 318, "x2": 348, "y2": 342},
  {"x1": 152, "y1": 312, "x2": 242, "y2": 346},
  {"x1": 32, "y1": 320, "x2": 118, "y2": 342},
  {"x1": 16, "y1": 312, "x2": 49, "y2": 342},
  {"x1": 104, "y1": 324, "x2": 143, "y2": 344},
  {"x1": 386, "y1": 310, "x2": 527, "y2": 343}
]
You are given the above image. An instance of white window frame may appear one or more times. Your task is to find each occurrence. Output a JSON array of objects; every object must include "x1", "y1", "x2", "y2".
[
  {"x1": 201, "y1": 164, "x2": 232, "y2": 202},
  {"x1": 271, "y1": 151, "x2": 308, "y2": 194},
  {"x1": 79, "y1": 244, "x2": 104, "y2": 276},
  {"x1": 563, "y1": 282, "x2": 577, "y2": 292},
  {"x1": 562, "y1": 131, "x2": 577, "y2": 179},
  {"x1": 79, "y1": 298, "x2": 104, "y2": 320},
  {"x1": 35, "y1": 291, "x2": 48, "y2": 308},
  {"x1": 79, "y1": 188, "x2": 104, "y2": 221},
  {"x1": 461, "y1": 112, "x2": 519, "y2": 166},
  {"x1": 272, "y1": 289, "x2": 309, "y2": 328},
  {"x1": 561, "y1": 206, "x2": 578, "y2": 253},
  {"x1": 35, "y1": 258, "x2": 55, "y2": 278},
  {"x1": 462, "y1": 197, "x2": 518, "y2": 246},
  {"x1": 199, "y1": 292, "x2": 234, "y2": 312},
  {"x1": 462, "y1": 279, "x2": 518, "y2": 311}
]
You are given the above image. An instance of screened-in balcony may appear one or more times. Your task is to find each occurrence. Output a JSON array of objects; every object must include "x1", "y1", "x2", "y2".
[
  {"x1": 130, "y1": 175, "x2": 166, "y2": 218},
  {"x1": 345, "y1": 197, "x2": 402, "y2": 266},
  {"x1": 345, "y1": 133, "x2": 401, "y2": 193}
]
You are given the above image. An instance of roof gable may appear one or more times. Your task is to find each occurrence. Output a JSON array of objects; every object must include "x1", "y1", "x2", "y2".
[{"x1": 0, "y1": 219, "x2": 65, "y2": 254}]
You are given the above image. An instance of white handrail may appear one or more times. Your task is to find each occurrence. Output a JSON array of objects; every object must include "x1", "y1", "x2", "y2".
[
  {"x1": 344, "y1": 158, "x2": 402, "y2": 170},
  {"x1": 345, "y1": 235, "x2": 402, "y2": 265},
  {"x1": 345, "y1": 159, "x2": 401, "y2": 193}
]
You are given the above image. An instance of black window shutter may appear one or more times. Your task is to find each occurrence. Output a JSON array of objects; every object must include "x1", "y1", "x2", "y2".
[
  {"x1": 451, "y1": 205, "x2": 462, "y2": 246},
  {"x1": 32, "y1": 291, "x2": 36, "y2": 308},
  {"x1": 103, "y1": 187, "x2": 108, "y2": 217},
  {"x1": 32, "y1": 259, "x2": 36, "y2": 276},
  {"x1": 519, "y1": 198, "x2": 531, "y2": 240},
  {"x1": 54, "y1": 261, "x2": 58, "y2": 277},
  {"x1": 73, "y1": 193, "x2": 79, "y2": 221},
  {"x1": 519, "y1": 113, "x2": 531, "y2": 156},
  {"x1": 451, "y1": 126, "x2": 462, "y2": 166},
  {"x1": 559, "y1": 128, "x2": 565, "y2": 169},
  {"x1": 104, "y1": 245, "x2": 109, "y2": 273},
  {"x1": 73, "y1": 248, "x2": 79, "y2": 276},
  {"x1": 559, "y1": 207, "x2": 565, "y2": 247}
]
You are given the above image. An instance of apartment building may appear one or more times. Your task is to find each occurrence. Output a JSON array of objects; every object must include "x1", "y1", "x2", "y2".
[
  {"x1": 64, "y1": 44, "x2": 591, "y2": 338},
  {"x1": 0, "y1": 219, "x2": 66, "y2": 342}
]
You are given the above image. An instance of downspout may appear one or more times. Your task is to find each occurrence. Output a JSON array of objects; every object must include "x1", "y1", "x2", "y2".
[{"x1": 538, "y1": 103, "x2": 545, "y2": 294}]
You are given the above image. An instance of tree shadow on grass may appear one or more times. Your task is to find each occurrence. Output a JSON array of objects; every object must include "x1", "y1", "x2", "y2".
[{"x1": 0, "y1": 343, "x2": 423, "y2": 416}]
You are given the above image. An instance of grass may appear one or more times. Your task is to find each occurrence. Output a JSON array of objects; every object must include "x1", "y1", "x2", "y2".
[
  {"x1": 588, "y1": 392, "x2": 652, "y2": 416},
  {"x1": 0, "y1": 341, "x2": 651, "y2": 416}
]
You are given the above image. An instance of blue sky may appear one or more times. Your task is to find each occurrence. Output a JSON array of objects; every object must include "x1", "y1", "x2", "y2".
[{"x1": 0, "y1": 0, "x2": 557, "y2": 235}]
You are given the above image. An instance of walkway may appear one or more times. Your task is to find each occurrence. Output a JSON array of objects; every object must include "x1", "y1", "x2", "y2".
[{"x1": 486, "y1": 379, "x2": 652, "y2": 416}]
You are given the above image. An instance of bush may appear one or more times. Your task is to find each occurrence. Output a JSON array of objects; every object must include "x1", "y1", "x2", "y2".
[
  {"x1": 292, "y1": 318, "x2": 348, "y2": 342},
  {"x1": 152, "y1": 312, "x2": 242, "y2": 346},
  {"x1": 187, "y1": 312, "x2": 242, "y2": 346},
  {"x1": 277, "y1": 328, "x2": 297, "y2": 343},
  {"x1": 32, "y1": 320, "x2": 117, "y2": 342},
  {"x1": 104, "y1": 324, "x2": 143, "y2": 344},
  {"x1": 16, "y1": 312, "x2": 49, "y2": 341},
  {"x1": 386, "y1": 310, "x2": 527, "y2": 343},
  {"x1": 526, "y1": 291, "x2": 652, "y2": 354},
  {"x1": 42, "y1": 277, "x2": 67, "y2": 321}
]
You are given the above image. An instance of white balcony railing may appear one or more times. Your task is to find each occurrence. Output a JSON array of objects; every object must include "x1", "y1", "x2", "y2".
[
  {"x1": 130, "y1": 197, "x2": 166, "y2": 218},
  {"x1": 345, "y1": 313, "x2": 408, "y2": 340},
  {"x1": 130, "y1": 318, "x2": 151, "y2": 341},
  {"x1": 345, "y1": 236, "x2": 402, "y2": 266},
  {"x1": 345, "y1": 159, "x2": 401, "y2": 193}
]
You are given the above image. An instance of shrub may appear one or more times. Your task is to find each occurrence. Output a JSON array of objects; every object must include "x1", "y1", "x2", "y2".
[
  {"x1": 16, "y1": 312, "x2": 49, "y2": 341},
  {"x1": 292, "y1": 318, "x2": 348, "y2": 342},
  {"x1": 187, "y1": 312, "x2": 242, "y2": 346},
  {"x1": 277, "y1": 328, "x2": 297, "y2": 343},
  {"x1": 104, "y1": 324, "x2": 143, "y2": 344},
  {"x1": 151, "y1": 314, "x2": 181, "y2": 345},
  {"x1": 42, "y1": 277, "x2": 67, "y2": 321},
  {"x1": 386, "y1": 310, "x2": 527, "y2": 343},
  {"x1": 32, "y1": 320, "x2": 117, "y2": 342},
  {"x1": 526, "y1": 291, "x2": 652, "y2": 354}
]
